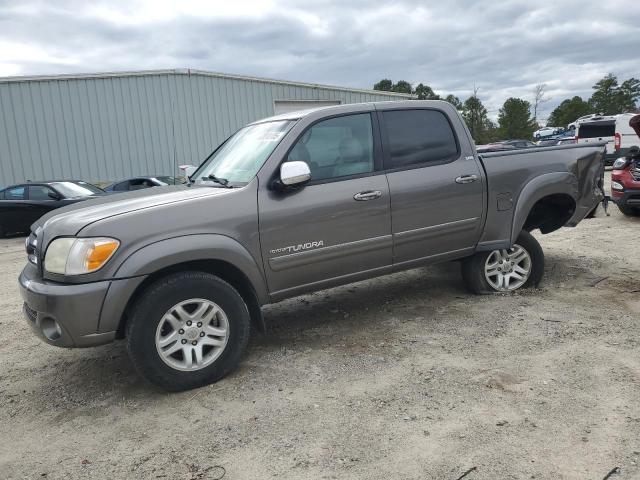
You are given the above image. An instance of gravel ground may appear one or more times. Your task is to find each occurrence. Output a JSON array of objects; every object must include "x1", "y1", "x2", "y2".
[{"x1": 1, "y1": 177, "x2": 639, "y2": 479}]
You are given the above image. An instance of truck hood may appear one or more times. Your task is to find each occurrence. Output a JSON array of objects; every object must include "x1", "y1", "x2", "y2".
[{"x1": 33, "y1": 184, "x2": 233, "y2": 236}]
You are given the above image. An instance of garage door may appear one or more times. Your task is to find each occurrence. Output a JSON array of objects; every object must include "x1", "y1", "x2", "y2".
[{"x1": 274, "y1": 100, "x2": 341, "y2": 115}]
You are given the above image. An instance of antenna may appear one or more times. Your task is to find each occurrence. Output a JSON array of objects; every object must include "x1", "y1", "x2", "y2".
[{"x1": 171, "y1": 93, "x2": 177, "y2": 177}]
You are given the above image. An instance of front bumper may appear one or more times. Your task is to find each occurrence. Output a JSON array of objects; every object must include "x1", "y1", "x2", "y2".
[
  {"x1": 611, "y1": 188, "x2": 640, "y2": 207},
  {"x1": 19, "y1": 264, "x2": 116, "y2": 348}
]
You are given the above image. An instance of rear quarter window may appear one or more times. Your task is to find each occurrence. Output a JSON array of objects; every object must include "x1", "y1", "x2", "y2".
[
  {"x1": 382, "y1": 109, "x2": 459, "y2": 169},
  {"x1": 578, "y1": 123, "x2": 615, "y2": 138}
]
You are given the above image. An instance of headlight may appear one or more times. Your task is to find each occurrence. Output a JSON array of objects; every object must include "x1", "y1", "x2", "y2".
[
  {"x1": 611, "y1": 181, "x2": 624, "y2": 191},
  {"x1": 44, "y1": 237, "x2": 120, "y2": 275},
  {"x1": 612, "y1": 157, "x2": 628, "y2": 170}
]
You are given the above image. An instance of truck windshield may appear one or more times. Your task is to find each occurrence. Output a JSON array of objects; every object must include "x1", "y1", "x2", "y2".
[{"x1": 193, "y1": 120, "x2": 295, "y2": 186}]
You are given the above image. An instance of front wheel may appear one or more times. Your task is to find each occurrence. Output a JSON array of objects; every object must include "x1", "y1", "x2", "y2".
[
  {"x1": 126, "y1": 271, "x2": 251, "y2": 391},
  {"x1": 462, "y1": 230, "x2": 544, "y2": 294}
]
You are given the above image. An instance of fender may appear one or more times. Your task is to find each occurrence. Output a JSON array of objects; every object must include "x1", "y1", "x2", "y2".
[
  {"x1": 114, "y1": 234, "x2": 269, "y2": 303},
  {"x1": 97, "y1": 234, "x2": 269, "y2": 334},
  {"x1": 510, "y1": 172, "x2": 578, "y2": 244}
]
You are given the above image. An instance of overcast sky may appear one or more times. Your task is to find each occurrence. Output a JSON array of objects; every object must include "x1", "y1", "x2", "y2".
[{"x1": 0, "y1": 0, "x2": 638, "y2": 121}]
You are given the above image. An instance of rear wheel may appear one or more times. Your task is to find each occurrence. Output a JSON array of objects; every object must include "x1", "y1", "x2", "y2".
[
  {"x1": 126, "y1": 271, "x2": 250, "y2": 391},
  {"x1": 462, "y1": 230, "x2": 544, "y2": 294},
  {"x1": 618, "y1": 205, "x2": 640, "y2": 217}
]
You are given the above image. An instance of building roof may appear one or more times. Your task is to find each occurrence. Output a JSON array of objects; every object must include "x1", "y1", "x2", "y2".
[{"x1": 0, "y1": 68, "x2": 416, "y2": 98}]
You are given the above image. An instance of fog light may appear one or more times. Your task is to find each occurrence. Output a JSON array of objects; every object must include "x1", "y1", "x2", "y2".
[
  {"x1": 611, "y1": 181, "x2": 624, "y2": 191},
  {"x1": 41, "y1": 317, "x2": 62, "y2": 341}
]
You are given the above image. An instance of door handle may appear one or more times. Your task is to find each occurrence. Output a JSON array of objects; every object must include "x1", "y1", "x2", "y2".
[
  {"x1": 353, "y1": 190, "x2": 382, "y2": 201},
  {"x1": 455, "y1": 175, "x2": 478, "y2": 184}
]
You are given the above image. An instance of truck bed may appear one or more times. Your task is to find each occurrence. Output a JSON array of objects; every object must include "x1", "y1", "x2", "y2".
[{"x1": 477, "y1": 143, "x2": 606, "y2": 249}]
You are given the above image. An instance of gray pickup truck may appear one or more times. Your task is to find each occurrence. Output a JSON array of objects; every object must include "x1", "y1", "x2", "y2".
[{"x1": 19, "y1": 100, "x2": 605, "y2": 391}]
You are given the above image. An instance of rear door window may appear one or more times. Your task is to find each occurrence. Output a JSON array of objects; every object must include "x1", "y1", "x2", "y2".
[
  {"x1": 382, "y1": 109, "x2": 459, "y2": 169},
  {"x1": 28, "y1": 185, "x2": 57, "y2": 201},
  {"x1": 6, "y1": 186, "x2": 26, "y2": 200},
  {"x1": 578, "y1": 122, "x2": 615, "y2": 138}
]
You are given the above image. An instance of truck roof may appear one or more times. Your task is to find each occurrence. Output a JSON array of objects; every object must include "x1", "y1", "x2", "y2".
[{"x1": 250, "y1": 100, "x2": 451, "y2": 124}]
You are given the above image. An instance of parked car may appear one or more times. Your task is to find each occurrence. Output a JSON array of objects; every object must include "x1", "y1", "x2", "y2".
[
  {"x1": 499, "y1": 139, "x2": 537, "y2": 149},
  {"x1": 533, "y1": 126, "x2": 560, "y2": 139},
  {"x1": 611, "y1": 114, "x2": 640, "y2": 216},
  {"x1": 104, "y1": 176, "x2": 180, "y2": 192},
  {"x1": 535, "y1": 139, "x2": 559, "y2": 147},
  {"x1": 568, "y1": 114, "x2": 600, "y2": 131},
  {"x1": 0, "y1": 180, "x2": 105, "y2": 236},
  {"x1": 476, "y1": 140, "x2": 536, "y2": 153},
  {"x1": 475, "y1": 143, "x2": 517, "y2": 153},
  {"x1": 19, "y1": 100, "x2": 605, "y2": 391},
  {"x1": 576, "y1": 113, "x2": 637, "y2": 165}
]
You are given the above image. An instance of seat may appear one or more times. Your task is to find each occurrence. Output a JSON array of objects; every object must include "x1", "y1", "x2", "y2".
[{"x1": 332, "y1": 137, "x2": 371, "y2": 177}]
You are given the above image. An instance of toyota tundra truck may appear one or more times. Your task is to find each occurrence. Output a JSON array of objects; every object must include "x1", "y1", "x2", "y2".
[{"x1": 19, "y1": 101, "x2": 605, "y2": 391}]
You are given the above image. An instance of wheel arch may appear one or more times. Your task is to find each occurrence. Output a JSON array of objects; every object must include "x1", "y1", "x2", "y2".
[
  {"x1": 510, "y1": 173, "x2": 577, "y2": 244},
  {"x1": 115, "y1": 258, "x2": 265, "y2": 338},
  {"x1": 100, "y1": 234, "x2": 269, "y2": 337}
]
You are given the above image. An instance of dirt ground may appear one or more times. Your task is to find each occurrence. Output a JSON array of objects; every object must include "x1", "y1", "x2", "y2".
[{"x1": 1, "y1": 175, "x2": 639, "y2": 480}]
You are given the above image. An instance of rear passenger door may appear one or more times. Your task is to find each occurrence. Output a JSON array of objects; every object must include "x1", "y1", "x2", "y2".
[{"x1": 380, "y1": 108, "x2": 485, "y2": 268}]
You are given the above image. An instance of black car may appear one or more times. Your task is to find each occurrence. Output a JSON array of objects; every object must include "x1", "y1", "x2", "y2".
[
  {"x1": 104, "y1": 176, "x2": 180, "y2": 192},
  {"x1": 0, "y1": 180, "x2": 105, "y2": 236}
]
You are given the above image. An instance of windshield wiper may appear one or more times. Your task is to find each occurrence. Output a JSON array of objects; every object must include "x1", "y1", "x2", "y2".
[{"x1": 203, "y1": 174, "x2": 233, "y2": 188}]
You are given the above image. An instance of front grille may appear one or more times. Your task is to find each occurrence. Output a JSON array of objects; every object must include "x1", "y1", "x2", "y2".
[
  {"x1": 631, "y1": 166, "x2": 640, "y2": 182},
  {"x1": 24, "y1": 303, "x2": 37, "y2": 323}
]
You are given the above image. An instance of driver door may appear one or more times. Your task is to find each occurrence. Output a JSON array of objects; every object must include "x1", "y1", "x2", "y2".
[{"x1": 258, "y1": 112, "x2": 392, "y2": 300}]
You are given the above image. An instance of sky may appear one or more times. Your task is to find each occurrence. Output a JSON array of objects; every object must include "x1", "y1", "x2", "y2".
[{"x1": 0, "y1": 0, "x2": 638, "y2": 122}]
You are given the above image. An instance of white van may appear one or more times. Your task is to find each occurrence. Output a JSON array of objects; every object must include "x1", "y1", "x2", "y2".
[{"x1": 576, "y1": 113, "x2": 638, "y2": 165}]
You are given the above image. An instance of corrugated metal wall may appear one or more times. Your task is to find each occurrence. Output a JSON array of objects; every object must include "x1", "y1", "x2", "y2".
[{"x1": 0, "y1": 70, "x2": 410, "y2": 186}]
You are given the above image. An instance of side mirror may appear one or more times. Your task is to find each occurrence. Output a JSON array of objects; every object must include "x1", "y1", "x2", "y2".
[
  {"x1": 48, "y1": 191, "x2": 61, "y2": 200},
  {"x1": 280, "y1": 161, "x2": 311, "y2": 186},
  {"x1": 179, "y1": 164, "x2": 198, "y2": 178}
]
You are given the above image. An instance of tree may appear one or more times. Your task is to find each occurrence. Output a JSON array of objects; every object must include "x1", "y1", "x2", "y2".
[
  {"x1": 618, "y1": 77, "x2": 640, "y2": 112},
  {"x1": 444, "y1": 94, "x2": 462, "y2": 110},
  {"x1": 547, "y1": 96, "x2": 592, "y2": 127},
  {"x1": 462, "y1": 90, "x2": 492, "y2": 144},
  {"x1": 497, "y1": 97, "x2": 537, "y2": 139},
  {"x1": 414, "y1": 83, "x2": 440, "y2": 100},
  {"x1": 373, "y1": 79, "x2": 393, "y2": 91},
  {"x1": 589, "y1": 74, "x2": 620, "y2": 115},
  {"x1": 588, "y1": 74, "x2": 640, "y2": 115},
  {"x1": 532, "y1": 83, "x2": 549, "y2": 123},
  {"x1": 392, "y1": 80, "x2": 413, "y2": 94},
  {"x1": 373, "y1": 79, "x2": 414, "y2": 94}
]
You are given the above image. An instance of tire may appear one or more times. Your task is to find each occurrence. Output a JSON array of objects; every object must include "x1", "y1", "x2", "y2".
[
  {"x1": 618, "y1": 205, "x2": 640, "y2": 217},
  {"x1": 126, "y1": 271, "x2": 251, "y2": 391},
  {"x1": 461, "y1": 230, "x2": 544, "y2": 294}
]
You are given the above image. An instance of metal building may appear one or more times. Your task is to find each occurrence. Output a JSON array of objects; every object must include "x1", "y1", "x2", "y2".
[{"x1": 0, "y1": 69, "x2": 413, "y2": 186}]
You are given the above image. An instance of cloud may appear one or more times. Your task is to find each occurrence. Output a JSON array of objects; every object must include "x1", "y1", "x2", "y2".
[{"x1": 0, "y1": 0, "x2": 638, "y2": 122}]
